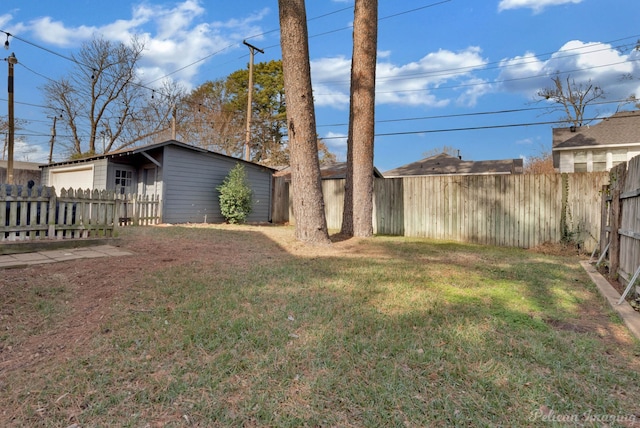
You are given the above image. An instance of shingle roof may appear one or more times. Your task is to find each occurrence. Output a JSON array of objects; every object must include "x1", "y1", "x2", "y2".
[
  {"x1": 41, "y1": 140, "x2": 276, "y2": 171},
  {"x1": 553, "y1": 110, "x2": 640, "y2": 149},
  {"x1": 383, "y1": 153, "x2": 523, "y2": 177},
  {"x1": 0, "y1": 160, "x2": 43, "y2": 170},
  {"x1": 274, "y1": 162, "x2": 384, "y2": 181}
]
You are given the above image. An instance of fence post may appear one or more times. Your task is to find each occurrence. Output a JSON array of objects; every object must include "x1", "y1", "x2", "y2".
[
  {"x1": 599, "y1": 185, "x2": 609, "y2": 256},
  {"x1": 47, "y1": 186, "x2": 57, "y2": 238},
  {"x1": 609, "y1": 164, "x2": 627, "y2": 279},
  {"x1": 132, "y1": 194, "x2": 139, "y2": 226},
  {"x1": 610, "y1": 189, "x2": 622, "y2": 275}
]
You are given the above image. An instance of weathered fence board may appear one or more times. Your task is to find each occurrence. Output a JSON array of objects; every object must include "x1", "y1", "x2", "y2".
[
  {"x1": 276, "y1": 172, "x2": 609, "y2": 251},
  {"x1": 614, "y1": 156, "x2": 640, "y2": 287},
  {"x1": 271, "y1": 178, "x2": 290, "y2": 224},
  {"x1": 1, "y1": 185, "x2": 161, "y2": 242},
  {"x1": 117, "y1": 193, "x2": 162, "y2": 226}
]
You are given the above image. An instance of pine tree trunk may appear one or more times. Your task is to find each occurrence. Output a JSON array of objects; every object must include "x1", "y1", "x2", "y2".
[
  {"x1": 278, "y1": 0, "x2": 331, "y2": 244},
  {"x1": 342, "y1": 0, "x2": 378, "y2": 237}
]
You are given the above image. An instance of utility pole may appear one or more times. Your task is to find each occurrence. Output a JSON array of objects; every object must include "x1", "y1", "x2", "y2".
[
  {"x1": 243, "y1": 40, "x2": 264, "y2": 162},
  {"x1": 171, "y1": 104, "x2": 177, "y2": 140},
  {"x1": 6, "y1": 52, "x2": 17, "y2": 184},
  {"x1": 48, "y1": 115, "x2": 57, "y2": 164}
]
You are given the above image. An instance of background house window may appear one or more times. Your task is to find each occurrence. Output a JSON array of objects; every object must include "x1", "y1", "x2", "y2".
[
  {"x1": 592, "y1": 151, "x2": 606, "y2": 172},
  {"x1": 574, "y1": 151, "x2": 587, "y2": 172},
  {"x1": 115, "y1": 169, "x2": 133, "y2": 194},
  {"x1": 612, "y1": 149, "x2": 627, "y2": 168}
]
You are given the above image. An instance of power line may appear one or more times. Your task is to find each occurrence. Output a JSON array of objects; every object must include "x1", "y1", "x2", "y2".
[
  {"x1": 148, "y1": 1, "x2": 454, "y2": 85},
  {"x1": 321, "y1": 113, "x2": 633, "y2": 140},
  {"x1": 317, "y1": 98, "x2": 637, "y2": 129}
]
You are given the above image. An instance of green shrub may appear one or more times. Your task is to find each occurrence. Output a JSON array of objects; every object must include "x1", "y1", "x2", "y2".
[{"x1": 217, "y1": 163, "x2": 253, "y2": 224}]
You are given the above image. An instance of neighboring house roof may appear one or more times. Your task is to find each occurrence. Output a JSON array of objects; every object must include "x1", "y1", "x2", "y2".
[
  {"x1": 274, "y1": 162, "x2": 384, "y2": 182},
  {"x1": 553, "y1": 110, "x2": 640, "y2": 151},
  {"x1": 0, "y1": 160, "x2": 43, "y2": 171},
  {"x1": 383, "y1": 153, "x2": 524, "y2": 177},
  {"x1": 41, "y1": 140, "x2": 276, "y2": 172}
]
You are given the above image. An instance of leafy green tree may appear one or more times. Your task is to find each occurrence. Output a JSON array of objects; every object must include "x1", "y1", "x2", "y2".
[
  {"x1": 225, "y1": 59, "x2": 287, "y2": 165},
  {"x1": 217, "y1": 163, "x2": 253, "y2": 224},
  {"x1": 181, "y1": 60, "x2": 336, "y2": 168}
]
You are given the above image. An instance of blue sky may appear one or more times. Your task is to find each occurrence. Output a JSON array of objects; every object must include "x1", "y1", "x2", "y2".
[{"x1": 1, "y1": 0, "x2": 639, "y2": 171}]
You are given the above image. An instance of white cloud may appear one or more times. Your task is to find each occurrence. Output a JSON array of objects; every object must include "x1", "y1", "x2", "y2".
[
  {"x1": 0, "y1": 13, "x2": 13, "y2": 28},
  {"x1": 498, "y1": 0, "x2": 583, "y2": 14},
  {"x1": 516, "y1": 137, "x2": 534, "y2": 145},
  {"x1": 498, "y1": 40, "x2": 640, "y2": 102},
  {"x1": 322, "y1": 132, "x2": 348, "y2": 161},
  {"x1": 311, "y1": 47, "x2": 489, "y2": 109},
  {"x1": 311, "y1": 56, "x2": 351, "y2": 107},
  {"x1": 29, "y1": 17, "x2": 97, "y2": 46},
  {"x1": 18, "y1": 1, "x2": 269, "y2": 90},
  {"x1": 14, "y1": 139, "x2": 49, "y2": 163}
]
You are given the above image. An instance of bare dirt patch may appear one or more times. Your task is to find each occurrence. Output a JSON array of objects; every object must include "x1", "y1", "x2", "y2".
[{"x1": 0, "y1": 225, "x2": 383, "y2": 376}]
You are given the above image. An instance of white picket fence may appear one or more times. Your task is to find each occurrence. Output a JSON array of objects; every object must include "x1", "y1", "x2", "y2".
[{"x1": 1, "y1": 185, "x2": 161, "y2": 242}]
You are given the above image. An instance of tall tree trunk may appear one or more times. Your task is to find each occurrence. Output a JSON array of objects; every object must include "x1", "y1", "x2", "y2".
[
  {"x1": 341, "y1": 0, "x2": 378, "y2": 237},
  {"x1": 278, "y1": 0, "x2": 331, "y2": 244}
]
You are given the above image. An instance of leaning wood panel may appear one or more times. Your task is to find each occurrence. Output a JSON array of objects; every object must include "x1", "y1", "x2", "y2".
[{"x1": 618, "y1": 155, "x2": 640, "y2": 284}]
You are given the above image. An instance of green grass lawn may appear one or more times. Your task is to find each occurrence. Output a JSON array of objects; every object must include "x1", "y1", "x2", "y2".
[{"x1": 2, "y1": 225, "x2": 640, "y2": 427}]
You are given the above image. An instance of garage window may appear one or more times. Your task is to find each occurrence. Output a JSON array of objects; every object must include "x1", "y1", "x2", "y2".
[{"x1": 115, "y1": 169, "x2": 133, "y2": 195}]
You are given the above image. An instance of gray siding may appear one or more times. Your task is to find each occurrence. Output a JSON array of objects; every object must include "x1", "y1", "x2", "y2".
[
  {"x1": 162, "y1": 145, "x2": 272, "y2": 223},
  {"x1": 40, "y1": 158, "x2": 108, "y2": 189},
  {"x1": 93, "y1": 159, "x2": 109, "y2": 189}
]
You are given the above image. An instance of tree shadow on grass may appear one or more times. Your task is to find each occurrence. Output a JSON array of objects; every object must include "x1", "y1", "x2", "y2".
[{"x1": 2, "y1": 225, "x2": 640, "y2": 427}]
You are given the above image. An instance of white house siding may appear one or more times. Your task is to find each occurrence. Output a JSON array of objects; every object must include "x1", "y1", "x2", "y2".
[
  {"x1": 161, "y1": 145, "x2": 272, "y2": 224},
  {"x1": 559, "y1": 152, "x2": 575, "y2": 173},
  {"x1": 627, "y1": 149, "x2": 640, "y2": 163},
  {"x1": 558, "y1": 148, "x2": 640, "y2": 173}
]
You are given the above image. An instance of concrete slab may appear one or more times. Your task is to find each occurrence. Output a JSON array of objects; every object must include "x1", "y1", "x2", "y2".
[
  {"x1": 0, "y1": 245, "x2": 133, "y2": 269},
  {"x1": 10, "y1": 252, "x2": 52, "y2": 262},
  {"x1": 40, "y1": 250, "x2": 84, "y2": 260},
  {"x1": 580, "y1": 261, "x2": 640, "y2": 342},
  {"x1": 69, "y1": 250, "x2": 109, "y2": 258}
]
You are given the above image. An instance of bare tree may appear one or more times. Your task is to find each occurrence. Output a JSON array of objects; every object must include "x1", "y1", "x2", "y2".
[
  {"x1": 422, "y1": 145, "x2": 460, "y2": 158},
  {"x1": 524, "y1": 145, "x2": 555, "y2": 174},
  {"x1": 278, "y1": 0, "x2": 331, "y2": 244},
  {"x1": 178, "y1": 80, "x2": 243, "y2": 155},
  {"x1": 0, "y1": 117, "x2": 27, "y2": 160},
  {"x1": 537, "y1": 74, "x2": 604, "y2": 128},
  {"x1": 342, "y1": 0, "x2": 378, "y2": 237},
  {"x1": 43, "y1": 36, "x2": 173, "y2": 158}
]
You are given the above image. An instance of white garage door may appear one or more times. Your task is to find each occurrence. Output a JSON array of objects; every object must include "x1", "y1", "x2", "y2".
[{"x1": 49, "y1": 166, "x2": 94, "y2": 191}]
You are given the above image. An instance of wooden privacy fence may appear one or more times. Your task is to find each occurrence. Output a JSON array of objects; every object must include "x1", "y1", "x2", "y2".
[
  {"x1": 599, "y1": 156, "x2": 640, "y2": 298},
  {"x1": 275, "y1": 172, "x2": 609, "y2": 252},
  {"x1": 1, "y1": 185, "x2": 161, "y2": 242}
]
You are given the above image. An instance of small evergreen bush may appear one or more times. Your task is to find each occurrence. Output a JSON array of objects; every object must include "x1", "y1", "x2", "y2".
[{"x1": 217, "y1": 163, "x2": 253, "y2": 224}]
